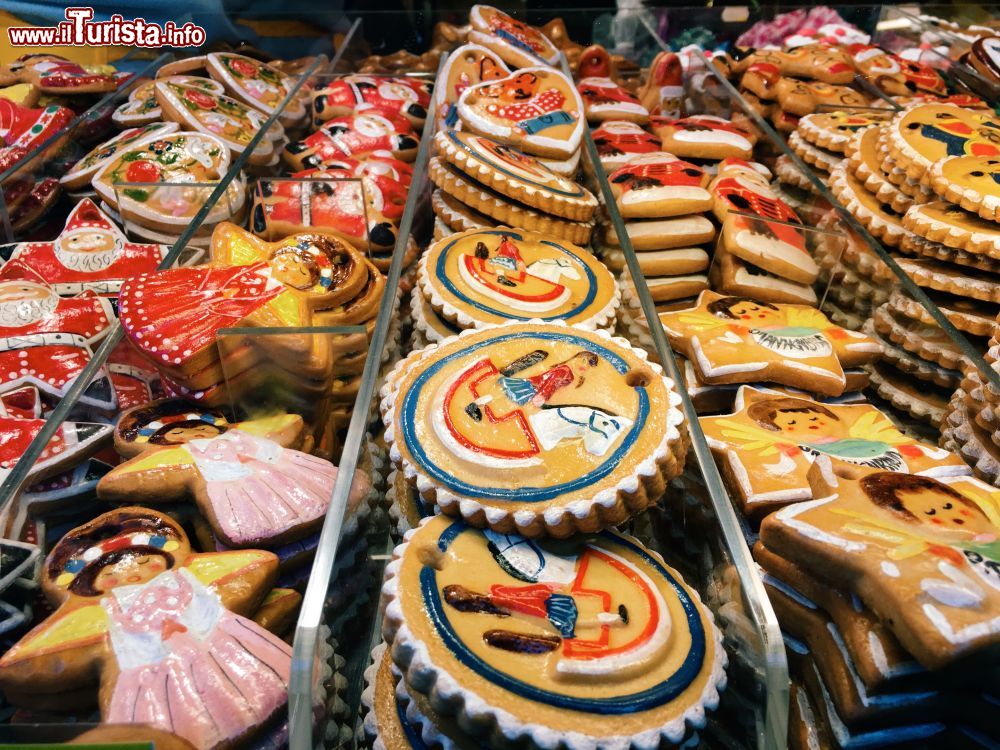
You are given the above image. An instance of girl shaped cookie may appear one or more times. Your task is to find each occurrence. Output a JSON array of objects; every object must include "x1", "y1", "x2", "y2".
[
  {"x1": 434, "y1": 44, "x2": 510, "y2": 128},
  {"x1": 206, "y1": 52, "x2": 307, "y2": 128},
  {"x1": 283, "y1": 111, "x2": 420, "y2": 171},
  {"x1": 457, "y1": 68, "x2": 584, "y2": 159},
  {"x1": 467, "y1": 5, "x2": 560, "y2": 68},
  {"x1": 312, "y1": 75, "x2": 432, "y2": 129},
  {"x1": 0, "y1": 507, "x2": 292, "y2": 748},
  {"x1": 98, "y1": 400, "x2": 369, "y2": 548}
]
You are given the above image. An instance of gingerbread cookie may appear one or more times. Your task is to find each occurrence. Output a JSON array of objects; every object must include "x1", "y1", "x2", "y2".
[
  {"x1": 60, "y1": 122, "x2": 180, "y2": 191},
  {"x1": 206, "y1": 52, "x2": 307, "y2": 127},
  {"x1": 432, "y1": 188, "x2": 495, "y2": 233},
  {"x1": 0, "y1": 507, "x2": 290, "y2": 746},
  {"x1": 311, "y1": 75, "x2": 431, "y2": 129},
  {"x1": 829, "y1": 161, "x2": 906, "y2": 247},
  {"x1": 969, "y1": 37, "x2": 1000, "y2": 85},
  {"x1": 640, "y1": 50, "x2": 685, "y2": 117},
  {"x1": 903, "y1": 201, "x2": 1000, "y2": 257},
  {"x1": 577, "y1": 76, "x2": 649, "y2": 123},
  {"x1": 600, "y1": 214, "x2": 716, "y2": 252},
  {"x1": 457, "y1": 68, "x2": 584, "y2": 159},
  {"x1": 799, "y1": 110, "x2": 891, "y2": 154},
  {"x1": 0, "y1": 199, "x2": 167, "y2": 296},
  {"x1": 381, "y1": 321, "x2": 685, "y2": 536},
  {"x1": 885, "y1": 103, "x2": 1000, "y2": 181},
  {"x1": 283, "y1": 112, "x2": 419, "y2": 170},
  {"x1": 896, "y1": 256, "x2": 1000, "y2": 303},
  {"x1": 607, "y1": 153, "x2": 711, "y2": 219},
  {"x1": 0, "y1": 99, "x2": 73, "y2": 174},
  {"x1": 434, "y1": 129, "x2": 597, "y2": 221},
  {"x1": 434, "y1": 43, "x2": 510, "y2": 128},
  {"x1": 659, "y1": 291, "x2": 881, "y2": 397},
  {"x1": 418, "y1": 227, "x2": 618, "y2": 330},
  {"x1": 600, "y1": 246, "x2": 709, "y2": 277},
  {"x1": 591, "y1": 120, "x2": 662, "y2": 172},
  {"x1": 871, "y1": 303, "x2": 970, "y2": 373},
  {"x1": 926, "y1": 153, "x2": 1000, "y2": 221},
  {"x1": 761, "y1": 458, "x2": 1000, "y2": 669},
  {"x1": 0, "y1": 54, "x2": 116, "y2": 94},
  {"x1": 711, "y1": 243, "x2": 817, "y2": 306},
  {"x1": 467, "y1": 5, "x2": 560, "y2": 68},
  {"x1": 381, "y1": 515, "x2": 725, "y2": 747},
  {"x1": 730, "y1": 45, "x2": 857, "y2": 84},
  {"x1": 112, "y1": 76, "x2": 224, "y2": 128},
  {"x1": 848, "y1": 45, "x2": 947, "y2": 97},
  {"x1": 787, "y1": 130, "x2": 841, "y2": 172},
  {"x1": 846, "y1": 126, "x2": 915, "y2": 215},
  {"x1": 774, "y1": 78, "x2": 870, "y2": 117},
  {"x1": 887, "y1": 288, "x2": 1000, "y2": 339},
  {"x1": 651, "y1": 115, "x2": 755, "y2": 160}
]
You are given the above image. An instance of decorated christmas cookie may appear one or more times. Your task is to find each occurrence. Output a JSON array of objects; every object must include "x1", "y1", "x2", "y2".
[
  {"x1": 312, "y1": 75, "x2": 432, "y2": 129},
  {"x1": 435, "y1": 129, "x2": 597, "y2": 221},
  {"x1": 0, "y1": 54, "x2": 116, "y2": 94},
  {"x1": 772, "y1": 78, "x2": 870, "y2": 118},
  {"x1": 651, "y1": 115, "x2": 755, "y2": 160},
  {"x1": 710, "y1": 159, "x2": 816, "y2": 285},
  {"x1": 417, "y1": 227, "x2": 618, "y2": 330},
  {"x1": 591, "y1": 120, "x2": 662, "y2": 172},
  {"x1": 903, "y1": 200, "x2": 1000, "y2": 257},
  {"x1": 92, "y1": 131, "x2": 242, "y2": 234},
  {"x1": 381, "y1": 322, "x2": 685, "y2": 537},
  {"x1": 658, "y1": 291, "x2": 881, "y2": 397},
  {"x1": 577, "y1": 77, "x2": 649, "y2": 124},
  {"x1": 382, "y1": 515, "x2": 726, "y2": 748},
  {"x1": 926, "y1": 153, "x2": 1000, "y2": 222},
  {"x1": 608, "y1": 153, "x2": 711, "y2": 219},
  {"x1": 761, "y1": 458, "x2": 1000, "y2": 670},
  {"x1": 3, "y1": 176, "x2": 61, "y2": 235},
  {"x1": 969, "y1": 37, "x2": 1000, "y2": 84},
  {"x1": 0, "y1": 98, "x2": 73, "y2": 174},
  {"x1": 0, "y1": 199, "x2": 167, "y2": 295},
  {"x1": 98, "y1": 402, "x2": 368, "y2": 548},
  {"x1": 206, "y1": 52, "x2": 307, "y2": 127},
  {"x1": 60, "y1": 122, "x2": 180, "y2": 191},
  {"x1": 283, "y1": 112, "x2": 420, "y2": 171},
  {"x1": 848, "y1": 44, "x2": 947, "y2": 97},
  {"x1": 0, "y1": 281, "x2": 114, "y2": 408},
  {"x1": 467, "y1": 5, "x2": 560, "y2": 68},
  {"x1": 457, "y1": 68, "x2": 584, "y2": 159},
  {"x1": 0, "y1": 507, "x2": 291, "y2": 748},
  {"x1": 829, "y1": 161, "x2": 906, "y2": 248},
  {"x1": 111, "y1": 76, "x2": 225, "y2": 128},
  {"x1": 731, "y1": 45, "x2": 857, "y2": 84},
  {"x1": 154, "y1": 80, "x2": 281, "y2": 165},
  {"x1": 886, "y1": 103, "x2": 1000, "y2": 181},
  {"x1": 639, "y1": 50, "x2": 685, "y2": 117},
  {"x1": 435, "y1": 44, "x2": 510, "y2": 128},
  {"x1": 798, "y1": 110, "x2": 890, "y2": 154},
  {"x1": 701, "y1": 385, "x2": 969, "y2": 518}
]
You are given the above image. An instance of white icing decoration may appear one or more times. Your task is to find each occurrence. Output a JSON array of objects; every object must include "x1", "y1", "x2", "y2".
[{"x1": 881, "y1": 561, "x2": 901, "y2": 577}]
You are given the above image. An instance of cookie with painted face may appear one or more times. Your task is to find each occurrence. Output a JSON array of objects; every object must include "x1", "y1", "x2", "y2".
[
  {"x1": 926, "y1": 154, "x2": 1000, "y2": 222},
  {"x1": 651, "y1": 115, "x2": 755, "y2": 161},
  {"x1": 710, "y1": 159, "x2": 817, "y2": 284},
  {"x1": 658, "y1": 291, "x2": 881, "y2": 397},
  {"x1": 773, "y1": 78, "x2": 871, "y2": 118},
  {"x1": 434, "y1": 44, "x2": 510, "y2": 128},
  {"x1": 206, "y1": 52, "x2": 307, "y2": 128},
  {"x1": 903, "y1": 200, "x2": 1000, "y2": 257},
  {"x1": 457, "y1": 68, "x2": 584, "y2": 159},
  {"x1": 154, "y1": 81, "x2": 282, "y2": 165},
  {"x1": 761, "y1": 457, "x2": 1000, "y2": 670},
  {"x1": 380, "y1": 321, "x2": 685, "y2": 537},
  {"x1": 701, "y1": 385, "x2": 968, "y2": 518},
  {"x1": 434, "y1": 129, "x2": 597, "y2": 221},
  {"x1": 311, "y1": 75, "x2": 432, "y2": 129},
  {"x1": 607, "y1": 153, "x2": 711, "y2": 219},
  {"x1": 577, "y1": 77, "x2": 649, "y2": 124},
  {"x1": 418, "y1": 227, "x2": 618, "y2": 330},
  {"x1": 381, "y1": 515, "x2": 725, "y2": 747},
  {"x1": 283, "y1": 112, "x2": 420, "y2": 170},
  {"x1": 733, "y1": 45, "x2": 857, "y2": 85},
  {"x1": 0, "y1": 54, "x2": 116, "y2": 94},
  {"x1": 885, "y1": 103, "x2": 1000, "y2": 181},
  {"x1": 799, "y1": 110, "x2": 891, "y2": 155},
  {"x1": 591, "y1": 120, "x2": 662, "y2": 172},
  {"x1": 467, "y1": 5, "x2": 560, "y2": 68}
]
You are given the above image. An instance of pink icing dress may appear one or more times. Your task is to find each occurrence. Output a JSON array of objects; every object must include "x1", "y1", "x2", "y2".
[
  {"x1": 184, "y1": 429, "x2": 338, "y2": 546},
  {"x1": 103, "y1": 568, "x2": 291, "y2": 749}
]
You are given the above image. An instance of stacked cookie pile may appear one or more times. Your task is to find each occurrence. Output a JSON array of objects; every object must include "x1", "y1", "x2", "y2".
[{"x1": 943, "y1": 338, "x2": 1000, "y2": 487}]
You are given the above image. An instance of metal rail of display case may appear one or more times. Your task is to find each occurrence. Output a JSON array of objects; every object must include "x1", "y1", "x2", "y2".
[
  {"x1": 0, "y1": 25, "x2": 354, "y2": 518},
  {"x1": 686, "y1": 45, "x2": 1000, "y2": 397}
]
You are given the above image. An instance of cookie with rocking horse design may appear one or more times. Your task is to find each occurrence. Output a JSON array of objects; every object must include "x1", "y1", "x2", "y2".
[
  {"x1": 434, "y1": 43, "x2": 510, "y2": 128},
  {"x1": 467, "y1": 5, "x2": 560, "y2": 68},
  {"x1": 885, "y1": 103, "x2": 1000, "y2": 181},
  {"x1": 417, "y1": 227, "x2": 618, "y2": 330},
  {"x1": 206, "y1": 52, "x2": 307, "y2": 128},
  {"x1": 0, "y1": 506, "x2": 292, "y2": 747},
  {"x1": 701, "y1": 385, "x2": 969, "y2": 519},
  {"x1": 457, "y1": 68, "x2": 584, "y2": 159},
  {"x1": 381, "y1": 321, "x2": 685, "y2": 537},
  {"x1": 434, "y1": 129, "x2": 597, "y2": 221},
  {"x1": 658, "y1": 291, "x2": 881, "y2": 397},
  {"x1": 381, "y1": 515, "x2": 726, "y2": 749}
]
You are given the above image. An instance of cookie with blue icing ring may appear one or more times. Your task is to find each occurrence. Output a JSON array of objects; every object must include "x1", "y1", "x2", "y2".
[
  {"x1": 418, "y1": 227, "x2": 618, "y2": 331},
  {"x1": 381, "y1": 515, "x2": 725, "y2": 748},
  {"x1": 381, "y1": 321, "x2": 685, "y2": 537}
]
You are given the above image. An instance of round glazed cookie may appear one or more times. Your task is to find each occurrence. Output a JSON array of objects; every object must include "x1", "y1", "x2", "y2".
[
  {"x1": 798, "y1": 110, "x2": 891, "y2": 154},
  {"x1": 846, "y1": 127, "x2": 915, "y2": 214},
  {"x1": 382, "y1": 515, "x2": 725, "y2": 749},
  {"x1": 467, "y1": 5, "x2": 560, "y2": 68},
  {"x1": 418, "y1": 227, "x2": 619, "y2": 330},
  {"x1": 435, "y1": 129, "x2": 597, "y2": 222},
  {"x1": 926, "y1": 154, "x2": 1000, "y2": 221},
  {"x1": 432, "y1": 189, "x2": 495, "y2": 233},
  {"x1": 903, "y1": 200, "x2": 1000, "y2": 257},
  {"x1": 381, "y1": 322, "x2": 685, "y2": 537},
  {"x1": 885, "y1": 103, "x2": 1000, "y2": 181},
  {"x1": 829, "y1": 162, "x2": 906, "y2": 247}
]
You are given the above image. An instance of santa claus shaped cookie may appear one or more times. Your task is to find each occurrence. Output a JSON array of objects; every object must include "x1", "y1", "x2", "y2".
[
  {"x1": 206, "y1": 52, "x2": 307, "y2": 128},
  {"x1": 457, "y1": 68, "x2": 584, "y2": 159},
  {"x1": 848, "y1": 44, "x2": 947, "y2": 97},
  {"x1": 608, "y1": 153, "x2": 711, "y2": 218},
  {"x1": 0, "y1": 199, "x2": 167, "y2": 295},
  {"x1": 591, "y1": 120, "x2": 662, "y2": 172},
  {"x1": 312, "y1": 75, "x2": 432, "y2": 129},
  {"x1": 434, "y1": 43, "x2": 510, "y2": 128},
  {"x1": 0, "y1": 54, "x2": 116, "y2": 94},
  {"x1": 0, "y1": 98, "x2": 74, "y2": 174},
  {"x1": 283, "y1": 112, "x2": 420, "y2": 171},
  {"x1": 651, "y1": 115, "x2": 755, "y2": 161},
  {"x1": 0, "y1": 280, "x2": 115, "y2": 409},
  {"x1": 467, "y1": 5, "x2": 560, "y2": 68}
]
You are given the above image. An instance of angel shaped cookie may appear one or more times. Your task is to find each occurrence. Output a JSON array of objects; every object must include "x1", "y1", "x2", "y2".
[
  {"x1": 0, "y1": 507, "x2": 291, "y2": 749},
  {"x1": 658, "y1": 291, "x2": 881, "y2": 397},
  {"x1": 702, "y1": 386, "x2": 970, "y2": 518}
]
